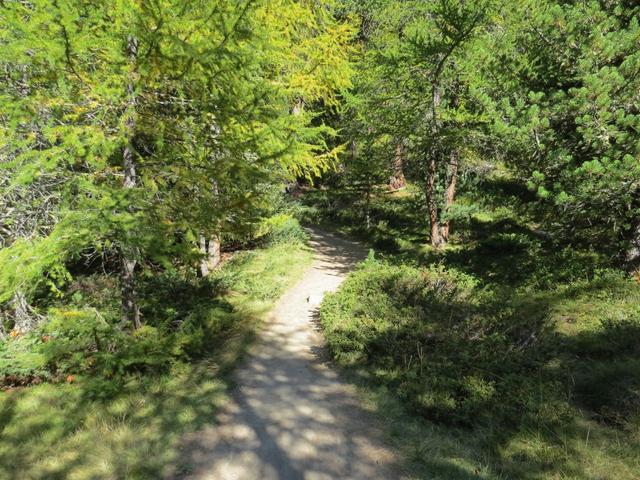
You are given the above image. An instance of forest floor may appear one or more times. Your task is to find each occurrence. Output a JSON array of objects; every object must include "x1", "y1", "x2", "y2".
[
  {"x1": 0, "y1": 239, "x2": 315, "y2": 479},
  {"x1": 302, "y1": 184, "x2": 640, "y2": 479},
  {"x1": 169, "y1": 228, "x2": 404, "y2": 479}
]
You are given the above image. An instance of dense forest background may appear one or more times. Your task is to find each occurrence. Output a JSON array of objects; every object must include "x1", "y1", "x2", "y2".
[{"x1": 1, "y1": 0, "x2": 639, "y2": 478}]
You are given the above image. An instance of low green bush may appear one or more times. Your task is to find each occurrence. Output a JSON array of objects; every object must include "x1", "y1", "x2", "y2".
[
  {"x1": 0, "y1": 333, "x2": 49, "y2": 385},
  {"x1": 0, "y1": 309, "x2": 182, "y2": 385},
  {"x1": 320, "y1": 256, "x2": 563, "y2": 427},
  {"x1": 1, "y1": 236, "x2": 313, "y2": 389},
  {"x1": 575, "y1": 358, "x2": 640, "y2": 427},
  {"x1": 257, "y1": 214, "x2": 308, "y2": 245}
]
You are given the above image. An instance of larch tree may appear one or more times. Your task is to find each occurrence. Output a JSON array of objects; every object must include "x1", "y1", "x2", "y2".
[
  {"x1": 0, "y1": 0, "x2": 354, "y2": 330},
  {"x1": 338, "y1": 0, "x2": 496, "y2": 247}
]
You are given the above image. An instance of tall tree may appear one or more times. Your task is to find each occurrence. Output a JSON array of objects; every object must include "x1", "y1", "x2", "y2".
[
  {"x1": 341, "y1": 0, "x2": 495, "y2": 247},
  {"x1": 0, "y1": 0, "x2": 354, "y2": 330},
  {"x1": 487, "y1": 0, "x2": 640, "y2": 262}
]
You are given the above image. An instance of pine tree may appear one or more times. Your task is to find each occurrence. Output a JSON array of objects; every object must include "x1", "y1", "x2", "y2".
[{"x1": 487, "y1": 0, "x2": 640, "y2": 262}]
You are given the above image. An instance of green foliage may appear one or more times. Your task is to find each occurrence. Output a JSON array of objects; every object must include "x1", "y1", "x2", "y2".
[
  {"x1": 1, "y1": 239, "x2": 311, "y2": 388},
  {"x1": 334, "y1": 0, "x2": 499, "y2": 243},
  {"x1": 1, "y1": 310, "x2": 177, "y2": 386},
  {"x1": 0, "y1": 238, "x2": 313, "y2": 478},
  {"x1": 0, "y1": 333, "x2": 48, "y2": 384},
  {"x1": 321, "y1": 258, "x2": 560, "y2": 426},
  {"x1": 258, "y1": 214, "x2": 309, "y2": 246},
  {"x1": 0, "y1": 0, "x2": 354, "y2": 321},
  {"x1": 484, "y1": 1, "x2": 640, "y2": 257},
  {"x1": 336, "y1": 0, "x2": 640, "y2": 258}
]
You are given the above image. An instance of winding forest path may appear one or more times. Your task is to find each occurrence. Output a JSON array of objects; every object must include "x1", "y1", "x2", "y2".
[{"x1": 175, "y1": 228, "x2": 403, "y2": 480}]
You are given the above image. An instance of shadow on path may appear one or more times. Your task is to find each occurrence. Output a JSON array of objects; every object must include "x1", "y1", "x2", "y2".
[{"x1": 170, "y1": 228, "x2": 402, "y2": 480}]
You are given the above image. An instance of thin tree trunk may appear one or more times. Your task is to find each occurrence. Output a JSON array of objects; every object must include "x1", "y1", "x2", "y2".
[
  {"x1": 199, "y1": 235, "x2": 209, "y2": 277},
  {"x1": 209, "y1": 180, "x2": 221, "y2": 271},
  {"x1": 6, "y1": 63, "x2": 41, "y2": 335},
  {"x1": 426, "y1": 154, "x2": 443, "y2": 248},
  {"x1": 389, "y1": 140, "x2": 406, "y2": 190},
  {"x1": 121, "y1": 35, "x2": 141, "y2": 329},
  {"x1": 121, "y1": 256, "x2": 140, "y2": 329},
  {"x1": 439, "y1": 150, "x2": 459, "y2": 243},
  {"x1": 208, "y1": 233, "x2": 221, "y2": 269},
  {"x1": 12, "y1": 290, "x2": 41, "y2": 334},
  {"x1": 0, "y1": 313, "x2": 6, "y2": 340},
  {"x1": 200, "y1": 180, "x2": 221, "y2": 276},
  {"x1": 427, "y1": 86, "x2": 443, "y2": 248},
  {"x1": 292, "y1": 97, "x2": 304, "y2": 116},
  {"x1": 365, "y1": 184, "x2": 372, "y2": 230},
  {"x1": 625, "y1": 222, "x2": 640, "y2": 268},
  {"x1": 199, "y1": 233, "x2": 221, "y2": 276}
]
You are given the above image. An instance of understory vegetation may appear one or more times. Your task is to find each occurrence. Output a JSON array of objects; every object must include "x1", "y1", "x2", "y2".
[
  {"x1": 0, "y1": 222, "x2": 311, "y2": 479},
  {"x1": 315, "y1": 182, "x2": 640, "y2": 479},
  {"x1": 2, "y1": 0, "x2": 640, "y2": 478}
]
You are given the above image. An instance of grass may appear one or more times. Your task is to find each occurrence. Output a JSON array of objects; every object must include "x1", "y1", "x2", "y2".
[
  {"x1": 346, "y1": 372, "x2": 640, "y2": 480},
  {"x1": 0, "y1": 240, "x2": 312, "y2": 480},
  {"x1": 310, "y1": 181, "x2": 640, "y2": 479}
]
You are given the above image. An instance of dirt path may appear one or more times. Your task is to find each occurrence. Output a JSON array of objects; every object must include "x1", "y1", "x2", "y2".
[{"x1": 174, "y1": 228, "x2": 403, "y2": 480}]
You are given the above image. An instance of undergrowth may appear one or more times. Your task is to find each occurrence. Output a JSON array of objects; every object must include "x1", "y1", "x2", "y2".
[
  {"x1": 0, "y1": 217, "x2": 312, "y2": 479},
  {"x1": 314, "y1": 183, "x2": 640, "y2": 479}
]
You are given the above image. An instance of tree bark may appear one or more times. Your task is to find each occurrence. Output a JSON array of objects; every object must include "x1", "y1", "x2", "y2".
[
  {"x1": 389, "y1": 140, "x2": 406, "y2": 190},
  {"x1": 426, "y1": 154, "x2": 443, "y2": 248},
  {"x1": 200, "y1": 180, "x2": 221, "y2": 276},
  {"x1": 426, "y1": 86, "x2": 444, "y2": 248},
  {"x1": 292, "y1": 97, "x2": 304, "y2": 116},
  {"x1": 439, "y1": 150, "x2": 459, "y2": 243},
  {"x1": 625, "y1": 222, "x2": 640, "y2": 269},
  {"x1": 12, "y1": 290, "x2": 41, "y2": 334},
  {"x1": 208, "y1": 233, "x2": 221, "y2": 270},
  {"x1": 199, "y1": 233, "x2": 221, "y2": 276},
  {"x1": 121, "y1": 35, "x2": 141, "y2": 329},
  {"x1": 365, "y1": 184, "x2": 372, "y2": 230}
]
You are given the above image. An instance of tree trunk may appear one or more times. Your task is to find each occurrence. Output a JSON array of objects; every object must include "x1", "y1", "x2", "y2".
[
  {"x1": 426, "y1": 84, "x2": 444, "y2": 248},
  {"x1": 199, "y1": 233, "x2": 221, "y2": 276},
  {"x1": 439, "y1": 150, "x2": 459, "y2": 243},
  {"x1": 0, "y1": 313, "x2": 6, "y2": 340},
  {"x1": 389, "y1": 140, "x2": 406, "y2": 190},
  {"x1": 426, "y1": 154, "x2": 443, "y2": 248},
  {"x1": 625, "y1": 222, "x2": 640, "y2": 269},
  {"x1": 208, "y1": 234, "x2": 221, "y2": 270},
  {"x1": 120, "y1": 35, "x2": 141, "y2": 329},
  {"x1": 200, "y1": 180, "x2": 221, "y2": 276},
  {"x1": 292, "y1": 97, "x2": 304, "y2": 116},
  {"x1": 199, "y1": 235, "x2": 208, "y2": 277},
  {"x1": 121, "y1": 256, "x2": 140, "y2": 329},
  {"x1": 12, "y1": 290, "x2": 41, "y2": 334},
  {"x1": 365, "y1": 184, "x2": 372, "y2": 230}
]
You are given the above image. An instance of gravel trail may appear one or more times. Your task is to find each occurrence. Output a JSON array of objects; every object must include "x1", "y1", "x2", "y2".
[{"x1": 174, "y1": 228, "x2": 402, "y2": 480}]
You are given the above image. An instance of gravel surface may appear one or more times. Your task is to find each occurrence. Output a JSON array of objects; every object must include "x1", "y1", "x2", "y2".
[{"x1": 173, "y1": 228, "x2": 403, "y2": 480}]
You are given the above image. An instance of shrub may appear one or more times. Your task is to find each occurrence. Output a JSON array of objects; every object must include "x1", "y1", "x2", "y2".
[
  {"x1": 0, "y1": 332, "x2": 49, "y2": 386},
  {"x1": 257, "y1": 214, "x2": 308, "y2": 245},
  {"x1": 176, "y1": 304, "x2": 236, "y2": 358},
  {"x1": 575, "y1": 358, "x2": 640, "y2": 427},
  {"x1": 0, "y1": 309, "x2": 184, "y2": 387},
  {"x1": 320, "y1": 257, "x2": 562, "y2": 427}
]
